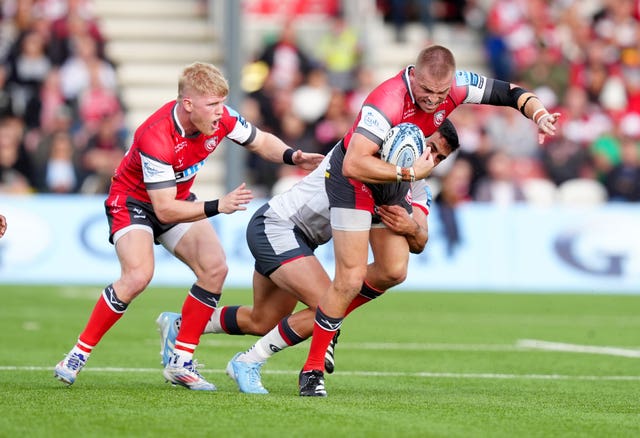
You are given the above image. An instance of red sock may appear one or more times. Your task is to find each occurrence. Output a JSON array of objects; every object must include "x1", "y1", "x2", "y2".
[
  {"x1": 78, "y1": 287, "x2": 127, "y2": 347},
  {"x1": 345, "y1": 294, "x2": 369, "y2": 316},
  {"x1": 175, "y1": 286, "x2": 218, "y2": 353},
  {"x1": 345, "y1": 281, "x2": 384, "y2": 316},
  {"x1": 302, "y1": 306, "x2": 342, "y2": 372}
]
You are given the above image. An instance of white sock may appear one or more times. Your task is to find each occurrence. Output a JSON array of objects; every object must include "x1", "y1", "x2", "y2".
[
  {"x1": 203, "y1": 306, "x2": 225, "y2": 334},
  {"x1": 240, "y1": 325, "x2": 291, "y2": 363},
  {"x1": 71, "y1": 344, "x2": 91, "y2": 359},
  {"x1": 171, "y1": 343, "x2": 195, "y2": 366}
]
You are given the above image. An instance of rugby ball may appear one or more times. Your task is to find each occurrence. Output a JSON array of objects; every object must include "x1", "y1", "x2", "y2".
[{"x1": 380, "y1": 123, "x2": 425, "y2": 167}]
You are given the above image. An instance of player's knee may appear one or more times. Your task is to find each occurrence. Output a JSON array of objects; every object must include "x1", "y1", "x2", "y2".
[
  {"x1": 336, "y1": 266, "x2": 369, "y2": 295},
  {"x1": 379, "y1": 264, "x2": 408, "y2": 287},
  {"x1": 198, "y1": 259, "x2": 229, "y2": 285},
  {"x1": 250, "y1": 320, "x2": 273, "y2": 336},
  {"x1": 119, "y1": 269, "x2": 153, "y2": 298}
]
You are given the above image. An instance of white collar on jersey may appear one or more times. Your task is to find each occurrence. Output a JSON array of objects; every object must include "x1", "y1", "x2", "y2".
[
  {"x1": 172, "y1": 103, "x2": 187, "y2": 137},
  {"x1": 404, "y1": 65, "x2": 416, "y2": 104}
]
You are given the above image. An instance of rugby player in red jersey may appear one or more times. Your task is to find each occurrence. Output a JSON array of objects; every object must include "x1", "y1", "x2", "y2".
[
  {"x1": 53, "y1": 62, "x2": 323, "y2": 391},
  {"x1": 299, "y1": 45, "x2": 561, "y2": 396},
  {"x1": 155, "y1": 120, "x2": 460, "y2": 394}
]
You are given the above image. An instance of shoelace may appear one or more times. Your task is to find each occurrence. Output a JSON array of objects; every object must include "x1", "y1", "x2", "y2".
[
  {"x1": 66, "y1": 354, "x2": 85, "y2": 371},
  {"x1": 183, "y1": 360, "x2": 206, "y2": 378},
  {"x1": 248, "y1": 363, "x2": 264, "y2": 387},
  {"x1": 305, "y1": 371, "x2": 323, "y2": 386}
]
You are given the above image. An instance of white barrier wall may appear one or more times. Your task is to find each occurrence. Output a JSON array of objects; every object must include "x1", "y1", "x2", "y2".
[{"x1": 0, "y1": 195, "x2": 638, "y2": 293}]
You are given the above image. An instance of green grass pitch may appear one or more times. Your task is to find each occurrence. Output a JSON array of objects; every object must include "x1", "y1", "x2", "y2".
[{"x1": 1, "y1": 284, "x2": 639, "y2": 437}]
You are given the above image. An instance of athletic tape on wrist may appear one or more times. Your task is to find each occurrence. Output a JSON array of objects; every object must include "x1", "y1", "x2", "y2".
[
  {"x1": 532, "y1": 108, "x2": 548, "y2": 124},
  {"x1": 283, "y1": 148, "x2": 295, "y2": 165},
  {"x1": 204, "y1": 200, "x2": 219, "y2": 217}
]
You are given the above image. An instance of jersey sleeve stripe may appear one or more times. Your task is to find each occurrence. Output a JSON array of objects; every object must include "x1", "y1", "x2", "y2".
[
  {"x1": 146, "y1": 180, "x2": 177, "y2": 190},
  {"x1": 355, "y1": 126, "x2": 385, "y2": 146}
]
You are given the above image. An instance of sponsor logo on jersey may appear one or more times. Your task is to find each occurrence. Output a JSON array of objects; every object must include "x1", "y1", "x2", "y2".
[
  {"x1": 360, "y1": 105, "x2": 389, "y2": 139},
  {"x1": 237, "y1": 114, "x2": 248, "y2": 128},
  {"x1": 362, "y1": 106, "x2": 382, "y2": 128},
  {"x1": 456, "y1": 70, "x2": 480, "y2": 88},
  {"x1": 455, "y1": 70, "x2": 468, "y2": 85},
  {"x1": 205, "y1": 136, "x2": 219, "y2": 152},
  {"x1": 175, "y1": 159, "x2": 206, "y2": 182},
  {"x1": 403, "y1": 107, "x2": 416, "y2": 119},
  {"x1": 403, "y1": 96, "x2": 416, "y2": 118},
  {"x1": 433, "y1": 110, "x2": 446, "y2": 127},
  {"x1": 175, "y1": 141, "x2": 187, "y2": 153},
  {"x1": 455, "y1": 70, "x2": 469, "y2": 86},
  {"x1": 363, "y1": 112, "x2": 379, "y2": 128},
  {"x1": 142, "y1": 160, "x2": 163, "y2": 177}
]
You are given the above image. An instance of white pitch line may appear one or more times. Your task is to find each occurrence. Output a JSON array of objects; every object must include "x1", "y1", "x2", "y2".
[
  {"x1": 5, "y1": 340, "x2": 638, "y2": 382},
  {"x1": 2, "y1": 366, "x2": 639, "y2": 381},
  {"x1": 517, "y1": 339, "x2": 640, "y2": 358},
  {"x1": 0, "y1": 366, "x2": 640, "y2": 382}
]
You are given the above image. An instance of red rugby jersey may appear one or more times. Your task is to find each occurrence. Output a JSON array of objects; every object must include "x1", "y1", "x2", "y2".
[
  {"x1": 346, "y1": 67, "x2": 494, "y2": 149},
  {"x1": 107, "y1": 101, "x2": 255, "y2": 204}
]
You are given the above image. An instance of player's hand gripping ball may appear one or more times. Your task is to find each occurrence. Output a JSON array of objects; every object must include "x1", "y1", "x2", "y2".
[{"x1": 380, "y1": 123, "x2": 425, "y2": 167}]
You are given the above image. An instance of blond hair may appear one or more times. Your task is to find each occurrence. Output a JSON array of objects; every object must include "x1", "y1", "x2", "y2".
[
  {"x1": 178, "y1": 62, "x2": 229, "y2": 98},
  {"x1": 415, "y1": 45, "x2": 456, "y2": 80}
]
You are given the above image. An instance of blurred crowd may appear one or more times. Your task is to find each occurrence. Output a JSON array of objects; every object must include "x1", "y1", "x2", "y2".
[
  {"x1": 242, "y1": 0, "x2": 640, "y2": 205},
  {"x1": 0, "y1": 0, "x2": 126, "y2": 195},
  {"x1": 1, "y1": 0, "x2": 639, "y2": 206},
  {"x1": 444, "y1": 0, "x2": 640, "y2": 206}
]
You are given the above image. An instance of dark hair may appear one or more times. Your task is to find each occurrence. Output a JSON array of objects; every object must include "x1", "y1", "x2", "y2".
[{"x1": 438, "y1": 118, "x2": 460, "y2": 152}]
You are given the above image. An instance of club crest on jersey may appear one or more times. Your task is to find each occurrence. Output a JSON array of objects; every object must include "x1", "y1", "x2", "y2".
[
  {"x1": 205, "y1": 136, "x2": 219, "y2": 152},
  {"x1": 433, "y1": 110, "x2": 446, "y2": 127}
]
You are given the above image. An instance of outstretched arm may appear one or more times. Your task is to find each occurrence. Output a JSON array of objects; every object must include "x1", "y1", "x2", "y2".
[
  {"x1": 483, "y1": 79, "x2": 561, "y2": 144},
  {"x1": 513, "y1": 88, "x2": 561, "y2": 144},
  {"x1": 245, "y1": 129, "x2": 324, "y2": 171},
  {"x1": 148, "y1": 183, "x2": 253, "y2": 224}
]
